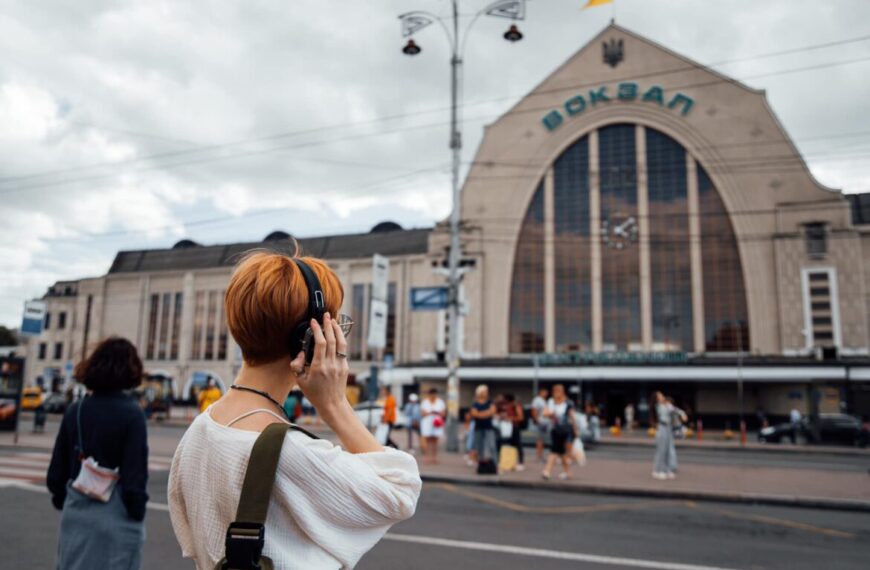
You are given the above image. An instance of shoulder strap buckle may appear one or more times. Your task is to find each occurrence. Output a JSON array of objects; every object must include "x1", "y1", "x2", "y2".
[{"x1": 223, "y1": 522, "x2": 265, "y2": 570}]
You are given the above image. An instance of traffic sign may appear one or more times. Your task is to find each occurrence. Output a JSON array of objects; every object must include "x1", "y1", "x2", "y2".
[{"x1": 411, "y1": 287, "x2": 449, "y2": 311}]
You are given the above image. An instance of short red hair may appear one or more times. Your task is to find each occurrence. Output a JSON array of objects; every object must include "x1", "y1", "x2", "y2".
[{"x1": 225, "y1": 251, "x2": 344, "y2": 365}]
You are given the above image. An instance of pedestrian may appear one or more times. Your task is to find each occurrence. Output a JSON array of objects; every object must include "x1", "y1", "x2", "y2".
[
  {"x1": 282, "y1": 389, "x2": 301, "y2": 423},
  {"x1": 789, "y1": 405, "x2": 802, "y2": 444},
  {"x1": 403, "y1": 393, "x2": 422, "y2": 453},
  {"x1": 667, "y1": 397, "x2": 688, "y2": 473},
  {"x1": 47, "y1": 337, "x2": 149, "y2": 570},
  {"x1": 463, "y1": 410, "x2": 477, "y2": 466},
  {"x1": 652, "y1": 391, "x2": 676, "y2": 480},
  {"x1": 197, "y1": 376, "x2": 221, "y2": 414},
  {"x1": 624, "y1": 402, "x2": 635, "y2": 431},
  {"x1": 503, "y1": 394, "x2": 526, "y2": 470},
  {"x1": 168, "y1": 251, "x2": 421, "y2": 569},
  {"x1": 471, "y1": 385, "x2": 498, "y2": 473},
  {"x1": 531, "y1": 387, "x2": 550, "y2": 463},
  {"x1": 542, "y1": 384, "x2": 576, "y2": 480},
  {"x1": 380, "y1": 385, "x2": 399, "y2": 448},
  {"x1": 421, "y1": 387, "x2": 446, "y2": 464}
]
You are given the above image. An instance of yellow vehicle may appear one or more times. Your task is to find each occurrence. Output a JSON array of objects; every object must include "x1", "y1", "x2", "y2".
[{"x1": 21, "y1": 387, "x2": 45, "y2": 411}]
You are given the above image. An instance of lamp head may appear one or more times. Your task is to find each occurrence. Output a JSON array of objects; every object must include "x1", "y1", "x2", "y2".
[
  {"x1": 402, "y1": 39, "x2": 422, "y2": 55},
  {"x1": 503, "y1": 24, "x2": 523, "y2": 42}
]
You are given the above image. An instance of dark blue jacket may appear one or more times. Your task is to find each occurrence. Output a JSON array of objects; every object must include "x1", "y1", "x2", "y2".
[{"x1": 47, "y1": 391, "x2": 149, "y2": 521}]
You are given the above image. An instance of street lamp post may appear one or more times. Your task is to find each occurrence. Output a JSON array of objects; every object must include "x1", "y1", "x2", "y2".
[{"x1": 399, "y1": 0, "x2": 527, "y2": 452}]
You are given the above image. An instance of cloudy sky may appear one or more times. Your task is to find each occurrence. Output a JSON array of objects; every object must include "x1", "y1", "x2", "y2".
[{"x1": 1, "y1": 0, "x2": 868, "y2": 327}]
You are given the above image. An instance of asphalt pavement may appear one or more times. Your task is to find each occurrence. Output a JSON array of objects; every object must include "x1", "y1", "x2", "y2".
[{"x1": 2, "y1": 474, "x2": 868, "y2": 570}]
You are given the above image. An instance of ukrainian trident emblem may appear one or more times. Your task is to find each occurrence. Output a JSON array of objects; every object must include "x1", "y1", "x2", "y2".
[{"x1": 602, "y1": 38, "x2": 624, "y2": 68}]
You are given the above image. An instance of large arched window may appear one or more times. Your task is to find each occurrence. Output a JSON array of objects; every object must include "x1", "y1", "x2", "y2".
[{"x1": 508, "y1": 124, "x2": 749, "y2": 353}]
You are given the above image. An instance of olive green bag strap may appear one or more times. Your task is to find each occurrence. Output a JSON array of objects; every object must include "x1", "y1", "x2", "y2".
[{"x1": 216, "y1": 422, "x2": 319, "y2": 570}]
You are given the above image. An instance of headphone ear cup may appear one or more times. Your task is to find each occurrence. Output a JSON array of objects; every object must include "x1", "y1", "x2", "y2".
[{"x1": 290, "y1": 322, "x2": 309, "y2": 357}]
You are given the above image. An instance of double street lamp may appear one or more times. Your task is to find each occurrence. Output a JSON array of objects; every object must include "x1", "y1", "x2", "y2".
[{"x1": 398, "y1": 1, "x2": 528, "y2": 452}]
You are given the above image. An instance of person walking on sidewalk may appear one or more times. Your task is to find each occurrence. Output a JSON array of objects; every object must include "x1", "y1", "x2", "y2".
[
  {"x1": 403, "y1": 393, "x2": 422, "y2": 453},
  {"x1": 542, "y1": 384, "x2": 576, "y2": 481},
  {"x1": 531, "y1": 387, "x2": 549, "y2": 463},
  {"x1": 380, "y1": 385, "x2": 399, "y2": 449},
  {"x1": 168, "y1": 251, "x2": 421, "y2": 569},
  {"x1": 421, "y1": 388, "x2": 446, "y2": 464},
  {"x1": 652, "y1": 391, "x2": 676, "y2": 480},
  {"x1": 504, "y1": 393, "x2": 526, "y2": 471},
  {"x1": 471, "y1": 385, "x2": 498, "y2": 471},
  {"x1": 47, "y1": 337, "x2": 149, "y2": 570}
]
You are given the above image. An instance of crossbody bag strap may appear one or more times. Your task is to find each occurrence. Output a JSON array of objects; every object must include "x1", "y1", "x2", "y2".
[
  {"x1": 75, "y1": 397, "x2": 86, "y2": 460},
  {"x1": 220, "y1": 423, "x2": 319, "y2": 570}
]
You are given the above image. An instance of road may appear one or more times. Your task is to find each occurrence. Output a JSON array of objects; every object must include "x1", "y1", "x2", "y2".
[
  {"x1": 1, "y1": 417, "x2": 869, "y2": 569},
  {"x1": 1, "y1": 470, "x2": 868, "y2": 570}
]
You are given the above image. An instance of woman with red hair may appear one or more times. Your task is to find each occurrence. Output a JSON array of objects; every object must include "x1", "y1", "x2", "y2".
[{"x1": 168, "y1": 250, "x2": 421, "y2": 569}]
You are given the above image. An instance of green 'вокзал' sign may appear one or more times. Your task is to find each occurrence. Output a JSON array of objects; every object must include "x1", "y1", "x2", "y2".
[{"x1": 542, "y1": 82, "x2": 694, "y2": 132}]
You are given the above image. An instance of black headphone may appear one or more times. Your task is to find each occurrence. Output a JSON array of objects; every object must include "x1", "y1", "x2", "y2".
[{"x1": 290, "y1": 258, "x2": 326, "y2": 364}]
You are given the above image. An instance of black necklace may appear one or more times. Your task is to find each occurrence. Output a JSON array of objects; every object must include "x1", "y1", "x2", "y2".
[{"x1": 230, "y1": 385, "x2": 290, "y2": 420}]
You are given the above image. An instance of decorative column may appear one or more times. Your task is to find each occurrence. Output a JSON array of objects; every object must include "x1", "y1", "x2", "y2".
[
  {"x1": 544, "y1": 166, "x2": 556, "y2": 352},
  {"x1": 686, "y1": 156, "x2": 706, "y2": 353},
  {"x1": 636, "y1": 125, "x2": 653, "y2": 350},
  {"x1": 589, "y1": 130, "x2": 603, "y2": 351}
]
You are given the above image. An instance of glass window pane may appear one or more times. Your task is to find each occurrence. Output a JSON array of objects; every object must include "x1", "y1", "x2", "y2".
[
  {"x1": 192, "y1": 291, "x2": 206, "y2": 360},
  {"x1": 509, "y1": 181, "x2": 545, "y2": 353},
  {"x1": 158, "y1": 292, "x2": 171, "y2": 360},
  {"x1": 647, "y1": 128, "x2": 692, "y2": 351},
  {"x1": 600, "y1": 124, "x2": 641, "y2": 350},
  {"x1": 699, "y1": 163, "x2": 749, "y2": 351},
  {"x1": 205, "y1": 291, "x2": 218, "y2": 360},
  {"x1": 218, "y1": 290, "x2": 228, "y2": 360},
  {"x1": 350, "y1": 284, "x2": 366, "y2": 359},
  {"x1": 170, "y1": 293, "x2": 183, "y2": 360},
  {"x1": 554, "y1": 136, "x2": 591, "y2": 351},
  {"x1": 146, "y1": 294, "x2": 159, "y2": 360}
]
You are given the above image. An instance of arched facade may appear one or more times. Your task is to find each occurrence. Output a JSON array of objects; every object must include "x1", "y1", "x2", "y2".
[{"x1": 509, "y1": 124, "x2": 749, "y2": 354}]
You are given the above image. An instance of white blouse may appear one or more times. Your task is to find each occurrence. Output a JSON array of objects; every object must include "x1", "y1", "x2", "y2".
[{"x1": 168, "y1": 412, "x2": 422, "y2": 570}]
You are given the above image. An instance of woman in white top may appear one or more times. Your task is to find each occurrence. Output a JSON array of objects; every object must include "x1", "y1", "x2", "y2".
[
  {"x1": 168, "y1": 251, "x2": 421, "y2": 569},
  {"x1": 419, "y1": 388, "x2": 445, "y2": 464}
]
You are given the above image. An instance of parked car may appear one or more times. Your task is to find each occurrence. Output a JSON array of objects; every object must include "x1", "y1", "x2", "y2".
[
  {"x1": 43, "y1": 393, "x2": 68, "y2": 414},
  {"x1": 20, "y1": 387, "x2": 45, "y2": 411},
  {"x1": 758, "y1": 413, "x2": 868, "y2": 447},
  {"x1": 353, "y1": 401, "x2": 408, "y2": 429}
]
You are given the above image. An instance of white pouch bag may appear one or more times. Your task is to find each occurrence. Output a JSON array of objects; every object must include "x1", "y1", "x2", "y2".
[
  {"x1": 70, "y1": 399, "x2": 120, "y2": 503},
  {"x1": 498, "y1": 419, "x2": 513, "y2": 439}
]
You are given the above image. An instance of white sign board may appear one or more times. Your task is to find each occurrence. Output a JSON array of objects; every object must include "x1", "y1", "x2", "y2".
[
  {"x1": 21, "y1": 300, "x2": 46, "y2": 335},
  {"x1": 371, "y1": 254, "x2": 390, "y2": 302},
  {"x1": 367, "y1": 298, "x2": 388, "y2": 350}
]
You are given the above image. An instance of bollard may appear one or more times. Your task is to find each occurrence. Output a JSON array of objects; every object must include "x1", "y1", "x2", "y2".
[{"x1": 696, "y1": 419, "x2": 703, "y2": 441}]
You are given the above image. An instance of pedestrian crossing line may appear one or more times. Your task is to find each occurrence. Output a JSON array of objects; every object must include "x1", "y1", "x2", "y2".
[
  {"x1": 383, "y1": 533, "x2": 741, "y2": 570},
  {"x1": 684, "y1": 502, "x2": 856, "y2": 539},
  {"x1": 431, "y1": 482, "x2": 685, "y2": 515},
  {"x1": 0, "y1": 451, "x2": 174, "y2": 485}
]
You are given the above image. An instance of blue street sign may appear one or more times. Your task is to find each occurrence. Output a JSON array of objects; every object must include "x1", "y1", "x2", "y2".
[{"x1": 410, "y1": 287, "x2": 449, "y2": 311}]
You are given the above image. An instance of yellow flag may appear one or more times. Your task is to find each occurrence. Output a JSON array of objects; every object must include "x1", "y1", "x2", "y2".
[{"x1": 583, "y1": 0, "x2": 614, "y2": 8}]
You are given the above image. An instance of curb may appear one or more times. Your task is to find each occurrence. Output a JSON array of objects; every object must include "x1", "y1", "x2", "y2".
[
  {"x1": 420, "y1": 473, "x2": 870, "y2": 513},
  {"x1": 594, "y1": 438, "x2": 870, "y2": 456}
]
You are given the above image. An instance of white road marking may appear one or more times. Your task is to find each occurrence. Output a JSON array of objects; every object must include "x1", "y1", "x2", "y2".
[{"x1": 384, "y1": 533, "x2": 741, "y2": 570}]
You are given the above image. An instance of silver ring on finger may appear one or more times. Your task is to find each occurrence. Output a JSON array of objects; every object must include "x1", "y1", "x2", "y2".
[{"x1": 336, "y1": 351, "x2": 347, "y2": 359}]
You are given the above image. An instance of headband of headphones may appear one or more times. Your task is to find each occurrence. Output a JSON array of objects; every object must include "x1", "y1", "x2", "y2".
[
  {"x1": 292, "y1": 258, "x2": 326, "y2": 324},
  {"x1": 289, "y1": 259, "x2": 325, "y2": 357}
]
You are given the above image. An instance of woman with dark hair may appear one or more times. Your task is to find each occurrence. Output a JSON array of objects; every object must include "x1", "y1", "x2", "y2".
[{"x1": 47, "y1": 337, "x2": 149, "y2": 570}]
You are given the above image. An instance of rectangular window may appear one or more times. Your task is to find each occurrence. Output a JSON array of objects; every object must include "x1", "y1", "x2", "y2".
[
  {"x1": 509, "y1": 182, "x2": 545, "y2": 353},
  {"x1": 158, "y1": 292, "x2": 171, "y2": 360},
  {"x1": 44, "y1": 312, "x2": 51, "y2": 330},
  {"x1": 204, "y1": 291, "x2": 218, "y2": 360},
  {"x1": 192, "y1": 291, "x2": 206, "y2": 360},
  {"x1": 38, "y1": 343, "x2": 47, "y2": 360},
  {"x1": 58, "y1": 312, "x2": 67, "y2": 330},
  {"x1": 170, "y1": 293, "x2": 183, "y2": 360},
  {"x1": 802, "y1": 268, "x2": 839, "y2": 348},
  {"x1": 804, "y1": 222, "x2": 827, "y2": 258},
  {"x1": 53, "y1": 342, "x2": 63, "y2": 360},
  {"x1": 217, "y1": 290, "x2": 228, "y2": 360},
  {"x1": 350, "y1": 284, "x2": 366, "y2": 360},
  {"x1": 146, "y1": 294, "x2": 159, "y2": 359}
]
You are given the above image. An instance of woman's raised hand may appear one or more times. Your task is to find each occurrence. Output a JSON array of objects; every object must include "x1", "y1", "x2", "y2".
[{"x1": 292, "y1": 313, "x2": 350, "y2": 414}]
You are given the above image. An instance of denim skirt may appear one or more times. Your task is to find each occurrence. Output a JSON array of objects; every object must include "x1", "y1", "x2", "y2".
[{"x1": 56, "y1": 483, "x2": 145, "y2": 570}]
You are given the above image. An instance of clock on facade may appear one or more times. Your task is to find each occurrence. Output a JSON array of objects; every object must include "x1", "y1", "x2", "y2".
[{"x1": 601, "y1": 214, "x2": 638, "y2": 250}]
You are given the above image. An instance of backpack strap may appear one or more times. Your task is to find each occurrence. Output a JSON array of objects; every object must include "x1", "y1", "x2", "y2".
[{"x1": 219, "y1": 422, "x2": 319, "y2": 570}]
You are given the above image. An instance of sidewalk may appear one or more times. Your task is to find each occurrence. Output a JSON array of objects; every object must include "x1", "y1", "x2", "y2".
[{"x1": 418, "y1": 449, "x2": 870, "y2": 512}]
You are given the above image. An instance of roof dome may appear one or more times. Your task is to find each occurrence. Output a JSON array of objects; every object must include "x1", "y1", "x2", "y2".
[
  {"x1": 370, "y1": 221, "x2": 403, "y2": 233},
  {"x1": 263, "y1": 230, "x2": 292, "y2": 242},
  {"x1": 172, "y1": 239, "x2": 200, "y2": 249}
]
